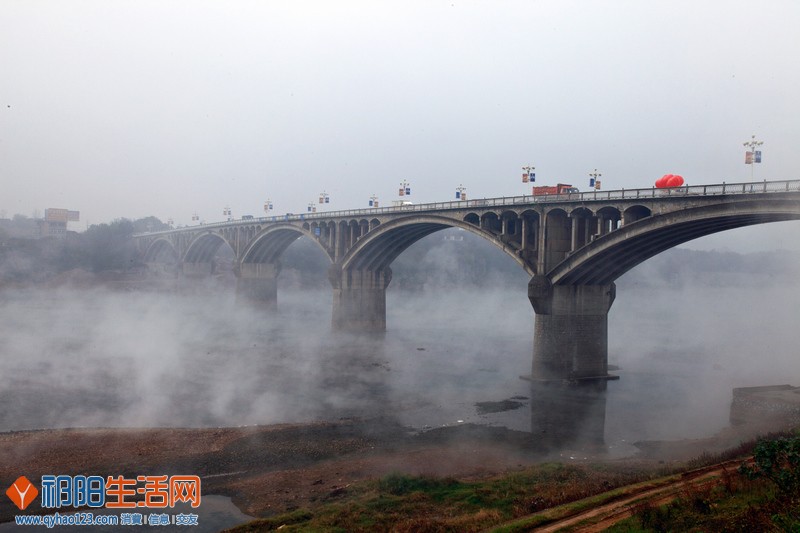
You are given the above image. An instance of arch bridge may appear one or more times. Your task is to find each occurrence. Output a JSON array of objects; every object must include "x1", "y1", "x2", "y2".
[{"x1": 134, "y1": 180, "x2": 800, "y2": 381}]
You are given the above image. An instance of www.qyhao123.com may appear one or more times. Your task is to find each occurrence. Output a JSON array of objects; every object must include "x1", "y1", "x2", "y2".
[{"x1": 6, "y1": 474, "x2": 201, "y2": 528}]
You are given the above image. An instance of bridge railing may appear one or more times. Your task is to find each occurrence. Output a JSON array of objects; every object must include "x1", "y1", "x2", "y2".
[{"x1": 136, "y1": 179, "x2": 800, "y2": 236}]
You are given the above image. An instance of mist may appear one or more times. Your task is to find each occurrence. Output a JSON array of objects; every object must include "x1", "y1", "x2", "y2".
[{"x1": 1, "y1": 227, "x2": 799, "y2": 458}]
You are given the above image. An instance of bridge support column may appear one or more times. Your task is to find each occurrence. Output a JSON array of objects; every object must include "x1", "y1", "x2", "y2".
[
  {"x1": 528, "y1": 275, "x2": 616, "y2": 381},
  {"x1": 181, "y1": 261, "x2": 215, "y2": 278},
  {"x1": 236, "y1": 262, "x2": 280, "y2": 307},
  {"x1": 330, "y1": 266, "x2": 391, "y2": 331}
]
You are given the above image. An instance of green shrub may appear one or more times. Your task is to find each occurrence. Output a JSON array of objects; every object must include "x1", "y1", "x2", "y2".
[{"x1": 740, "y1": 435, "x2": 800, "y2": 495}]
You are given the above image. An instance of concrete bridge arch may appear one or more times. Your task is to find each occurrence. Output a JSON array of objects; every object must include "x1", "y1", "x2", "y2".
[
  {"x1": 131, "y1": 180, "x2": 800, "y2": 381},
  {"x1": 340, "y1": 214, "x2": 533, "y2": 274},
  {"x1": 549, "y1": 198, "x2": 800, "y2": 286},
  {"x1": 331, "y1": 215, "x2": 533, "y2": 330},
  {"x1": 237, "y1": 223, "x2": 333, "y2": 307},
  {"x1": 181, "y1": 232, "x2": 237, "y2": 279},
  {"x1": 529, "y1": 197, "x2": 800, "y2": 381},
  {"x1": 143, "y1": 237, "x2": 178, "y2": 264}
]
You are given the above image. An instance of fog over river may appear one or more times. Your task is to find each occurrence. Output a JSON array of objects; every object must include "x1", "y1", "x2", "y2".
[{"x1": 2, "y1": 248, "x2": 798, "y2": 457}]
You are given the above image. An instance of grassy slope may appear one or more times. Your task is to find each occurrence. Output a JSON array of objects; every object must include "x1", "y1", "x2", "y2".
[{"x1": 225, "y1": 431, "x2": 800, "y2": 532}]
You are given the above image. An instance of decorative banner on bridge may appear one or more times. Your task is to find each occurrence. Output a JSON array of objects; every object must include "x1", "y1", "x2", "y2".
[
  {"x1": 522, "y1": 173, "x2": 529, "y2": 183},
  {"x1": 755, "y1": 150, "x2": 762, "y2": 163},
  {"x1": 745, "y1": 151, "x2": 753, "y2": 164}
]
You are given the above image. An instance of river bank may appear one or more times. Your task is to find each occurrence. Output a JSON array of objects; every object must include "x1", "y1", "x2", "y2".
[{"x1": 1, "y1": 414, "x2": 790, "y2": 528}]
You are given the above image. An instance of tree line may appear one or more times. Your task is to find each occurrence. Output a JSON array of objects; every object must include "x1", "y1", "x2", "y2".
[{"x1": 0, "y1": 216, "x2": 169, "y2": 285}]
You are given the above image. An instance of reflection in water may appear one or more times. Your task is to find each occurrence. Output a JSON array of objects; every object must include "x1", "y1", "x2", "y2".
[{"x1": 529, "y1": 380, "x2": 607, "y2": 453}]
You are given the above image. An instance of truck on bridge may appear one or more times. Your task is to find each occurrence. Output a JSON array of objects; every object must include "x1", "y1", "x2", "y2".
[{"x1": 532, "y1": 183, "x2": 579, "y2": 196}]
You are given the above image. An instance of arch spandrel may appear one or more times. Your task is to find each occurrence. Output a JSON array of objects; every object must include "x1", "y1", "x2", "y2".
[
  {"x1": 549, "y1": 199, "x2": 800, "y2": 286},
  {"x1": 240, "y1": 223, "x2": 334, "y2": 265},
  {"x1": 183, "y1": 232, "x2": 235, "y2": 263},
  {"x1": 339, "y1": 215, "x2": 536, "y2": 276},
  {"x1": 143, "y1": 238, "x2": 179, "y2": 263}
]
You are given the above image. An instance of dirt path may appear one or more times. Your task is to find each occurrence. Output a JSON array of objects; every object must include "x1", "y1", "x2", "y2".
[{"x1": 491, "y1": 458, "x2": 749, "y2": 532}]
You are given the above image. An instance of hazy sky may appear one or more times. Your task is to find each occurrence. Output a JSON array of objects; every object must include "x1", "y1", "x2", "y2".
[{"x1": 1, "y1": 1, "x2": 798, "y2": 250}]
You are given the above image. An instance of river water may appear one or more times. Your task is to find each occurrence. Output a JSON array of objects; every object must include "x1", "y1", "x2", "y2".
[{"x1": 1, "y1": 279, "x2": 797, "y2": 456}]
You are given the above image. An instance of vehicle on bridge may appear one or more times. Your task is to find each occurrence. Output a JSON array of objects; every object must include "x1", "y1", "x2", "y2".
[{"x1": 532, "y1": 183, "x2": 579, "y2": 196}]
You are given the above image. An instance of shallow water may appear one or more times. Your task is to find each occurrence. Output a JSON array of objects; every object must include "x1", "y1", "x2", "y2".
[{"x1": 0, "y1": 281, "x2": 798, "y2": 457}]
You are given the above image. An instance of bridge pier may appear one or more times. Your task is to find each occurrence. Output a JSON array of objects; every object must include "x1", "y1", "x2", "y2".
[
  {"x1": 330, "y1": 266, "x2": 391, "y2": 331},
  {"x1": 181, "y1": 261, "x2": 215, "y2": 278},
  {"x1": 528, "y1": 276, "x2": 616, "y2": 381},
  {"x1": 236, "y1": 262, "x2": 280, "y2": 308}
]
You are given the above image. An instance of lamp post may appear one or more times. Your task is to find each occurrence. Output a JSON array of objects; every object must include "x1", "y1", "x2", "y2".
[
  {"x1": 223, "y1": 206, "x2": 232, "y2": 221},
  {"x1": 307, "y1": 202, "x2": 316, "y2": 213},
  {"x1": 399, "y1": 180, "x2": 411, "y2": 197},
  {"x1": 743, "y1": 134, "x2": 764, "y2": 181},
  {"x1": 589, "y1": 169, "x2": 602, "y2": 190},
  {"x1": 264, "y1": 198, "x2": 273, "y2": 214},
  {"x1": 369, "y1": 195, "x2": 379, "y2": 207},
  {"x1": 522, "y1": 165, "x2": 535, "y2": 183},
  {"x1": 319, "y1": 191, "x2": 330, "y2": 206},
  {"x1": 455, "y1": 184, "x2": 467, "y2": 200}
]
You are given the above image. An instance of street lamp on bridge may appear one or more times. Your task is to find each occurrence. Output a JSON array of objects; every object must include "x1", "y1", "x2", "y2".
[
  {"x1": 264, "y1": 198, "x2": 273, "y2": 214},
  {"x1": 319, "y1": 191, "x2": 330, "y2": 205},
  {"x1": 743, "y1": 134, "x2": 764, "y2": 181},
  {"x1": 223, "y1": 206, "x2": 232, "y2": 221},
  {"x1": 307, "y1": 202, "x2": 317, "y2": 213},
  {"x1": 455, "y1": 184, "x2": 467, "y2": 200},
  {"x1": 369, "y1": 195, "x2": 379, "y2": 207},
  {"x1": 398, "y1": 180, "x2": 411, "y2": 197},
  {"x1": 589, "y1": 169, "x2": 602, "y2": 190},
  {"x1": 522, "y1": 165, "x2": 535, "y2": 183}
]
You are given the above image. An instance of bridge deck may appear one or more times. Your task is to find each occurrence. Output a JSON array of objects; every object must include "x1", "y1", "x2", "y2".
[{"x1": 135, "y1": 179, "x2": 800, "y2": 236}]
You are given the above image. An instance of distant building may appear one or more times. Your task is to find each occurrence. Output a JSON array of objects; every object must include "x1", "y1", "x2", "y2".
[
  {"x1": 38, "y1": 208, "x2": 80, "y2": 238},
  {"x1": 0, "y1": 208, "x2": 79, "y2": 240}
]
